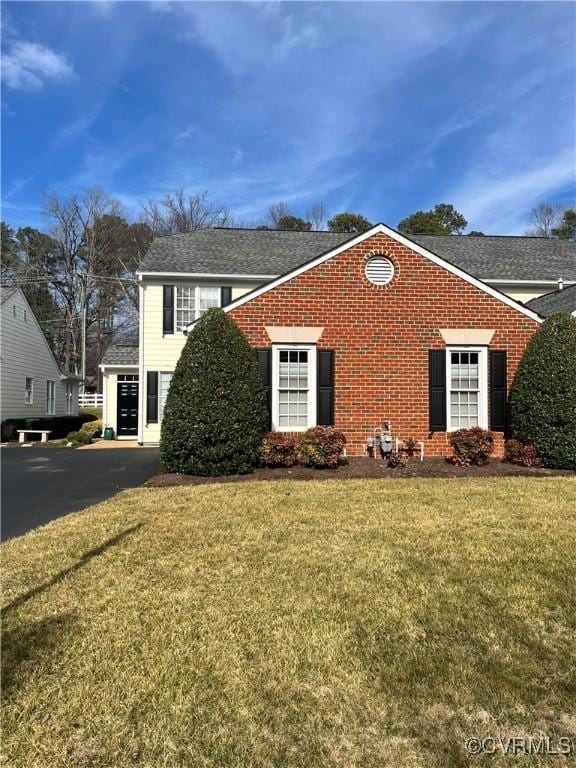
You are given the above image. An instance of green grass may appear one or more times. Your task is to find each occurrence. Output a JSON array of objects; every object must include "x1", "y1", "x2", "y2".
[{"x1": 2, "y1": 479, "x2": 575, "y2": 767}]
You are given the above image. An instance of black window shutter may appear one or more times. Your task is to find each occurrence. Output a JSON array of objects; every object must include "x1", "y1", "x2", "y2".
[
  {"x1": 147, "y1": 371, "x2": 158, "y2": 424},
  {"x1": 317, "y1": 350, "x2": 335, "y2": 426},
  {"x1": 489, "y1": 350, "x2": 507, "y2": 432},
  {"x1": 429, "y1": 350, "x2": 447, "y2": 431},
  {"x1": 221, "y1": 286, "x2": 232, "y2": 307},
  {"x1": 163, "y1": 285, "x2": 174, "y2": 334},
  {"x1": 256, "y1": 349, "x2": 272, "y2": 428}
]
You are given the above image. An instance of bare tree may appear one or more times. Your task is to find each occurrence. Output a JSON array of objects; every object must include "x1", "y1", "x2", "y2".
[
  {"x1": 525, "y1": 202, "x2": 562, "y2": 237},
  {"x1": 265, "y1": 201, "x2": 291, "y2": 229},
  {"x1": 142, "y1": 189, "x2": 232, "y2": 235},
  {"x1": 305, "y1": 202, "x2": 326, "y2": 231},
  {"x1": 43, "y1": 188, "x2": 150, "y2": 379}
]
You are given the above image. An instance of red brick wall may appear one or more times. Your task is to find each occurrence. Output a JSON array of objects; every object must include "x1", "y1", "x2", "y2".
[{"x1": 230, "y1": 232, "x2": 539, "y2": 456}]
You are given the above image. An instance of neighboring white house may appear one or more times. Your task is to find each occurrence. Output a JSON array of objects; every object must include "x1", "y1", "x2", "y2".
[{"x1": 0, "y1": 287, "x2": 80, "y2": 421}]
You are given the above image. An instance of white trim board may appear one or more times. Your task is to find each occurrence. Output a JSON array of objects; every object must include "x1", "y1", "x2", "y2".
[
  {"x1": 483, "y1": 279, "x2": 576, "y2": 286},
  {"x1": 187, "y1": 223, "x2": 544, "y2": 329},
  {"x1": 137, "y1": 271, "x2": 278, "y2": 280},
  {"x1": 99, "y1": 364, "x2": 139, "y2": 371}
]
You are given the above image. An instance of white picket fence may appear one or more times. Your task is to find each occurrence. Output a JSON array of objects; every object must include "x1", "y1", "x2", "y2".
[{"x1": 79, "y1": 393, "x2": 104, "y2": 408}]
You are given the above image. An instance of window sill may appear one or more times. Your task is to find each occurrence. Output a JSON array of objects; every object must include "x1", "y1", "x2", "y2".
[{"x1": 274, "y1": 425, "x2": 313, "y2": 433}]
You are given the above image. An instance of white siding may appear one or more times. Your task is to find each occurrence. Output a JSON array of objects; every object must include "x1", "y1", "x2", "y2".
[
  {"x1": 140, "y1": 277, "x2": 263, "y2": 443},
  {"x1": 491, "y1": 282, "x2": 575, "y2": 303},
  {"x1": 1, "y1": 289, "x2": 79, "y2": 420}
]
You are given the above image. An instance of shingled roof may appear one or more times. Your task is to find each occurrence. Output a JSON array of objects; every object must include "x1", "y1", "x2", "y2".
[
  {"x1": 140, "y1": 228, "x2": 352, "y2": 275},
  {"x1": 100, "y1": 341, "x2": 139, "y2": 366},
  {"x1": 138, "y1": 227, "x2": 576, "y2": 283},
  {"x1": 412, "y1": 235, "x2": 576, "y2": 282},
  {"x1": 525, "y1": 283, "x2": 576, "y2": 317}
]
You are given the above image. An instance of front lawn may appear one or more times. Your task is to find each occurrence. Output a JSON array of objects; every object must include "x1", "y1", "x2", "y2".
[{"x1": 3, "y1": 479, "x2": 575, "y2": 767}]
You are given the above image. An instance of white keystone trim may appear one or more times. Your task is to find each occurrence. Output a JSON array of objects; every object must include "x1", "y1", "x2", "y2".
[
  {"x1": 187, "y1": 223, "x2": 544, "y2": 329},
  {"x1": 265, "y1": 326, "x2": 324, "y2": 343},
  {"x1": 440, "y1": 329, "x2": 495, "y2": 345}
]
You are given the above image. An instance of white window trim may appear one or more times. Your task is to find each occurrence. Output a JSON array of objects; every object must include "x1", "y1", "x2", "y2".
[
  {"x1": 159, "y1": 371, "x2": 173, "y2": 421},
  {"x1": 446, "y1": 346, "x2": 488, "y2": 432},
  {"x1": 174, "y1": 284, "x2": 221, "y2": 333},
  {"x1": 25, "y1": 377, "x2": 34, "y2": 405},
  {"x1": 46, "y1": 380, "x2": 56, "y2": 416},
  {"x1": 272, "y1": 344, "x2": 317, "y2": 432}
]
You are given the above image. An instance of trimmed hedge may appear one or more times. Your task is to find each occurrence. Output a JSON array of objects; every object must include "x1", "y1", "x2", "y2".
[
  {"x1": 510, "y1": 312, "x2": 576, "y2": 469},
  {"x1": 1, "y1": 414, "x2": 97, "y2": 442},
  {"x1": 160, "y1": 308, "x2": 269, "y2": 476}
]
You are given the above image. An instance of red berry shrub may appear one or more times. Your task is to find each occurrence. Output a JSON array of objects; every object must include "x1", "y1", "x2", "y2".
[
  {"x1": 449, "y1": 427, "x2": 494, "y2": 466},
  {"x1": 504, "y1": 439, "x2": 540, "y2": 467},
  {"x1": 261, "y1": 432, "x2": 298, "y2": 467},
  {"x1": 297, "y1": 427, "x2": 347, "y2": 469}
]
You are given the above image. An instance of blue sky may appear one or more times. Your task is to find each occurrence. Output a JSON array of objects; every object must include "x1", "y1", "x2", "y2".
[{"x1": 2, "y1": 1, "x2": 575, "y2": 234}]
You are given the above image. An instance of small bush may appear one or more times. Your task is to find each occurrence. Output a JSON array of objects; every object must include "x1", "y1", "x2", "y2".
[
  {"x1": 449, "y1": 427, "x2": 494, "y2": 466},
  {"x1": 297, "y1": 427, "x2": 346, "y2": 469},
  {"x1": 66, "y1": 430, "x2": 92, "y2": 446},
  {"x1": 510, "y1": 313, "x2": 576, "y2": 469},
  {"x1": 261, "y1": 433, "x2": 298, "y2": 467},
  {"x1": 387, "y1": 450, "x2": 408, "y2": 469},
  {"x1": 80, "y1": 419, "x2": 103, "y2": 438},
  {"x1": 504, "y1": 439, "x2": 540, "y2": 467}
]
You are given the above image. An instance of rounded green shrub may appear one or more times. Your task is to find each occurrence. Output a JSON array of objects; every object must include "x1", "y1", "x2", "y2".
[
  {"x1": 160, "y1": 308, "x2": 269, "y2": 475},
  {"x1": 510, "y1": 312, "x2": 576, "y2": 469}
]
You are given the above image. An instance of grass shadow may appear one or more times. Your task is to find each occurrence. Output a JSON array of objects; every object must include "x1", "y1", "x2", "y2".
[
  {"x1": 2, "y1": 611, "x2": 78, "y2": 697},
  {"x1": 1, "y1": 523, "x2": 143, "y2": 616}
]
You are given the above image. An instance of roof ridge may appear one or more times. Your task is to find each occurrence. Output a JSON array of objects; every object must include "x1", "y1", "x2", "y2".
[{"x1": 414, "y1": 233, "x2": 573, "y2": 240}]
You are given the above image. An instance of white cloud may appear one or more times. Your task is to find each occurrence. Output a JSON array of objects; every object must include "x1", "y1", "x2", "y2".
[
  {"x1": 452, "y1": 148, "x2": 576, "y2": 234},
  {"x1": 90, "y1": 0, "x2": 117, "y2": 16},
  {"x1": 1, "y1": 41, "x2": 74, "y2": 90}
]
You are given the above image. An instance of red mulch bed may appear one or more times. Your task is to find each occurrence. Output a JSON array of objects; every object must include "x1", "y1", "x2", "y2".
[{"x1": 145, "y1": 457, "x2": 574, "y2": 487}]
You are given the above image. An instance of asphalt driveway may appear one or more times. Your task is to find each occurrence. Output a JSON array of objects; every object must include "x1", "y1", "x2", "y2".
[{"x1": 1, "y1": 447, "x2": 159, "y2": 540}]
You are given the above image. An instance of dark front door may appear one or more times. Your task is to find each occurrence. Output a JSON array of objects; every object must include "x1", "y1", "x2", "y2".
[{"x1": 117, "y1": 379, "x2": 139, "y2": 436}]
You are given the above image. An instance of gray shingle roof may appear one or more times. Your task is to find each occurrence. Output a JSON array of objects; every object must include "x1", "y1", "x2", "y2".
[
  {"x1": 525, "y1": 283, "x2": 576, "y2": 317},
  {"x1": 139, "y1": 228, "x2": 353, "y2": 275},
  {"x1": 411, "y1": 235, "x2": 576, "y2": 281},
  {"x1": 101, "y1": 341, "x2": 139, "y2": 366},
  {"x1": 138, "y1": 227, "x2": 576, "y2": 283}
]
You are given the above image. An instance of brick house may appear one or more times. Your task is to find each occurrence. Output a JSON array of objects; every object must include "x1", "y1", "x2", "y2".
[{"x1": 99, "y1": 225, "x2": 576, "y2": 456}]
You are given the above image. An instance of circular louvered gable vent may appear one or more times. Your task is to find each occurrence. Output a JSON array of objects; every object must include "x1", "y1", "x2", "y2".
[{"x1": 365, "y1": 256, "x2": 394, "y2": 285}]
